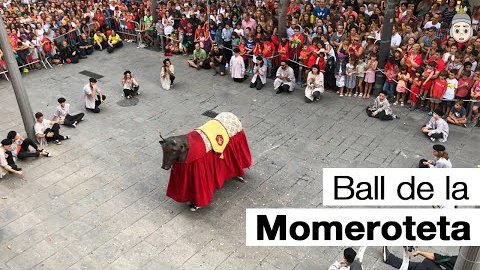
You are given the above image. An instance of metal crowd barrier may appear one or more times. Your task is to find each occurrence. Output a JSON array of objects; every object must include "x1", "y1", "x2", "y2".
[
  {"x1": 1, "y1": 45, "x2": 51, "y2": 80},
  {"x1": 114, "y1": 19, "x2": 141, "y2": 45}
]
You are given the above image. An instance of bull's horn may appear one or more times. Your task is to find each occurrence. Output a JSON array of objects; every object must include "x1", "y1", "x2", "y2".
[{"x1": 159, "y1": 132, "x2": 165, "y2": 141}]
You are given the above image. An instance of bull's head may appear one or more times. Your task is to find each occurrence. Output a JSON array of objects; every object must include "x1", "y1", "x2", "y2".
[{"x1": 159, "y1": 133, "x2": 189, "y2": 170}]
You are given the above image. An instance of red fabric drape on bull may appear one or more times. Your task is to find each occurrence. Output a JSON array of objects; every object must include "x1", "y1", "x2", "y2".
[{"x1": 166, "y1": 130, "x2": 252, "y2": 207}]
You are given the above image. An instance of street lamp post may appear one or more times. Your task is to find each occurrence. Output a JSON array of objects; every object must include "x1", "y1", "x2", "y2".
[{"x1": 0, "y1": 15, "x2": 35, "y2": 140}]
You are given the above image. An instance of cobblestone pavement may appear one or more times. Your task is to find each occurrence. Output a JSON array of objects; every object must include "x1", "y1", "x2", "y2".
[{"x1": 0, "y1": 45, "x2": 476, "y2": 270}]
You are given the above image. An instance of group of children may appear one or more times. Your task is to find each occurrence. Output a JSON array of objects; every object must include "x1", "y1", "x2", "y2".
[{"x1": 334, "y1": 52, "x2": 378, "y2": 98}]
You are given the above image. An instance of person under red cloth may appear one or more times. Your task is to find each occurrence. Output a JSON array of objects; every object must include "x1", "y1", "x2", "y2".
[{"x1": 166, "y1": 130, "x2": 252, "y2": 211}]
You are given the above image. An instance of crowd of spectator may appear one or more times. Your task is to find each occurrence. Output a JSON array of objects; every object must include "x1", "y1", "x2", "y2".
[
  {"x1": 0, "y1": 0, "x2": 128, "y2": 74},
  {"x1": 2, "y1": 0, "x2": 480, "y2": 128}
]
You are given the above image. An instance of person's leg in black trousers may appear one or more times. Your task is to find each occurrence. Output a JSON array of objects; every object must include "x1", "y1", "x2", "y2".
[
  {"x1": 250, "y1": 77, "x2": 263, "y2": 90},
  {"x1": 88, "y1": 95, "x2": 107, "y2": 113},
  {"x1": 18, "y1": 138, "x2": 41, "y2": 159},
  {"x1": 63, "y1": 113, "x2": 84, "y2": 126},
  {"x1": 376, "y1": 111, "x2": 394, "y2": 121},
  {"x1": 255, "y1": 77, "x2": 263, "y2": 90},
  {"x1": 45, "y1": 123, "x2": 66, "y2": 142},
  {"x1": 170, "y1": 75, "x2": 175, "y2": 85},
  {"x1": 5, "y1": 151, "x2": 20, "y2": 171},
  {"x1": 123, "y1": 88, "x2": 133, "y2": 98}
]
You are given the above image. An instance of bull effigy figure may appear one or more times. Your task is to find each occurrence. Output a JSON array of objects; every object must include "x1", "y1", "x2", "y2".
[{"x1": 159, "y1": 112, "x2": 252, "y2": 211}]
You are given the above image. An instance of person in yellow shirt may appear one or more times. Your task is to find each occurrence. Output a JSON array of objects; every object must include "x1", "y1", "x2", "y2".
[
  {"x1": 107, "y1": 30, "x2": 123, "y2": 53},
  {"x1": 93, "y1": 30, "x2": 108, "y2": 51}
]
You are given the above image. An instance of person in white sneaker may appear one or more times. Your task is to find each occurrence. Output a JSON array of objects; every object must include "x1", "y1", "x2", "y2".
[
  {"x1": 421, "y1": 108, "x2": 449, "y2": 142},
  {"x1": 52, "y1": 98, "x2": 84, "y2": 127},
  {"x1": 6, "y1": 130, "x2": 51, "y2": 159},
  {"x1": 383, "y1": 246, "x2": 457, "y2": 270},
  {"x1": 34, "y1": 112, "x2": 70, "y2": 145}
]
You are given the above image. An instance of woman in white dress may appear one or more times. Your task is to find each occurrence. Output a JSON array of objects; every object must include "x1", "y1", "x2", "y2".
[
  {"x1": 304, "y1": 64, "x2": 324, "y2": 103},
  {"x1": 160, "y1": 58, "x2": 175, "y2": 90}
]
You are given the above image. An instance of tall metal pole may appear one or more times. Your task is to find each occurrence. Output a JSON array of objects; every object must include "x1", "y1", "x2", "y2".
[
  {"x1": 454, "y1": 246, "x2": 480, "y2": 270},
  {"x1": 373, "y1": 0, "x2": 399, "y2": 95},
  {"x1": 151, "y1": 0, "x2": 159, "y2": 49},
  {"x1": 0, "y1": 15, "x2": 35, "y2": 140}
]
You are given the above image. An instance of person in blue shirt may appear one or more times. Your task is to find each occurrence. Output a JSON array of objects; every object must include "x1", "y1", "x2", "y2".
[{"x1": 313, "y1": 0, "x2": 330, "y2": 20}]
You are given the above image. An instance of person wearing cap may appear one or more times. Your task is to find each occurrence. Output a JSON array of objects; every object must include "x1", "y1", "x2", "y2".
[
  {"x1": 250, "y1": 56, "x2": 267, "y2": 90},
  {"x1": 383, "y1": 247, "x2": 457, "y2": 270},
  {"x1": 421, "y1": 108, "x2": 449, "y2": 142},
  {"x1": 230, "y1": 47, "x2": 247, "y2": 82},
  {"x1": 328, "y1": 247, "x2": 358, "y2": 270},
  {"x1": 52, "y1": 98, "x2": 85, "y2": 127},
  {"x1": 121, "y1": 70, "x2": 140, "y2": 99},
  {"x1": 34, "y1": 112, "x2": 69, "y2": 145},
  {"x1": 6, "y1": 131, "x2": 51, "y2": 160},
  {"x1": 0, "y1": 139, "x2": 24, "y2": 179},
  {"x1": 209, "y1": 43, "x2": 226, "y2": 76},
  {"x1": 83, "y1": 78, "x2": 106, "y2": 113},
  {"x1": 274, "y1": 60, "x2": 295, "y2": 94},
  {"x1": 304, "y1": 64, "x2": 324, "y2": 102},
  {"x1": 419, "y1": 144, "x2": 452, "y2": 168}
]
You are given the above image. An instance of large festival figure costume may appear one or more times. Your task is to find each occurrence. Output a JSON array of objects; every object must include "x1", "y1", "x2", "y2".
[{"x1": 159, "y1": 112, "x2": 252, "y2": 209}]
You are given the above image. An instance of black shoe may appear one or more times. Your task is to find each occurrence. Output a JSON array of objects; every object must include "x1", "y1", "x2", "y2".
[
  {"x1": 383, "y1": 246, "x2": 390, "y2": 263},
  {"x1": 275, "y1": 88, "x2": 283, "y2": 94}
]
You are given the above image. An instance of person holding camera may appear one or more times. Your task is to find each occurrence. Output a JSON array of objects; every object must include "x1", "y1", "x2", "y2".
[
  {"x1": 250, "y1": 56, "x2": 267, "y2": 90},
  {"x1": 122, "y1": 71, "x2": 140, "y2": 99},
  {"x1": 83, "y1": 78, "x2": 106, "y2": 113}
]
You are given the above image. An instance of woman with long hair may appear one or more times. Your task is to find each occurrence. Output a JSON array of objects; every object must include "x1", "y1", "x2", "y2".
[
  {"x1": 304, "y1": 64, "x2": 324, "y2": 103},
  {"x1": 122, "y1": 70, "x2": 140, "y2": 99},
  {"x1": 250, "y1": 56, "x2": 267, "y2": 90},
  {"x1": 419, "y1": 144, "x2": 452, "y2": 168},
  {"x1": 160, "y1": 59, "x2": 175, "y2": 90}
]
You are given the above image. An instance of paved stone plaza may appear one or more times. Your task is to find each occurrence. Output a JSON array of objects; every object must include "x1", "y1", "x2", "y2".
[{"x1": 0, "y1": 45, "x2": 476, "y2": 270}]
